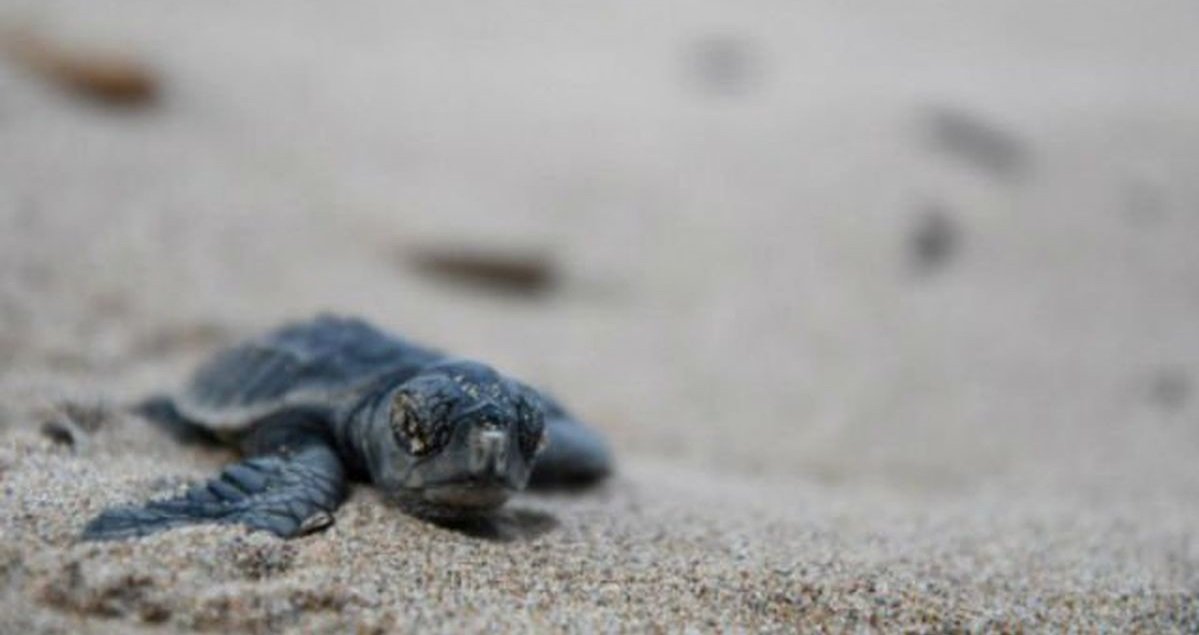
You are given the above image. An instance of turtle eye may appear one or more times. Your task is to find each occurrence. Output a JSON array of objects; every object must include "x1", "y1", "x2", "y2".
[
  {"x1": 405, "y1": 420, "x2": 431, "y2": 456},
  {"x1": 391, "y1": 392, "x2": 442, "y2": 457}
]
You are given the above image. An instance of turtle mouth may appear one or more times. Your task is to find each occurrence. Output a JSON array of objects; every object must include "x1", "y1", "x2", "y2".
[
  {"x1": 385, "y1": 478, "x2": 516, "y2": 521},
  {"x1": 420, "y1": 480, "x2": 512, "y2": 509}
]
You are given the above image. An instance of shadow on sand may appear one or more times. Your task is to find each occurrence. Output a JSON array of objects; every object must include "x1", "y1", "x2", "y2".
[{"x1": 431, "y1": 508, "x2": 560, "y2": 543}]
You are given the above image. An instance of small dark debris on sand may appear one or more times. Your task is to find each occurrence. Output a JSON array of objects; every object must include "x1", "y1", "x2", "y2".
[
  {"x1": 908, "y1": 202, "x2": 960, "y2": 275},
  {"x1": 686, "y1": 34, "x2": 761, "y2": 97},
  {"x1": 38, "y1": 400, "x2": 112, "y2": 451},
  {"x1": 1147, "y1": 366, "x2": 1190, "y2": 412},
  {"x1": 922, "y1": 106, "x2": 1029, "y2": 179},
  {"x1": 2, "y1": 28, "x2": 159, "y2": 106},
  {"x1": 404, "y1": 245, "x2": 559, "y2": 296}
]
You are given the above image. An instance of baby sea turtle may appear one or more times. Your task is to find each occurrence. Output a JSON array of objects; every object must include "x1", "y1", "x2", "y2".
[{"x1": 83, "y1": 315, "x2": 611, "y2": 540}]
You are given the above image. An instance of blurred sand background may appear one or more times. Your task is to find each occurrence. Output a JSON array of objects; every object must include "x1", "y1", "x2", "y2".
[{"x1": 2, "y1": 1, "x2": 1198, "y2": 631}]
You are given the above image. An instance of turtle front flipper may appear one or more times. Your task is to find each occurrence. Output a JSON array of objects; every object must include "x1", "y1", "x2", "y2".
[
  {"x1": 528, "y1": 394, "x2": 612, "y2": 489},
  {"x1": 83, "y1": 446, "x2": 346, "y2": 540},
  {"x1": 83, "y1": 433, "x2": 347, "y2": 541}
]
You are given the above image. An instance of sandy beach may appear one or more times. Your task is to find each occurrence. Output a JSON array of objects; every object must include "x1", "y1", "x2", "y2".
[{"x1": 2, "y1": 1, "x2": 1199, "y2": 631}]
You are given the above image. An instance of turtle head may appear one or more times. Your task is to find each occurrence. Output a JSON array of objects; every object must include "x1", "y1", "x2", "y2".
[{"x1": 371, "y1": 360, "x2": 547, "y2": 518}]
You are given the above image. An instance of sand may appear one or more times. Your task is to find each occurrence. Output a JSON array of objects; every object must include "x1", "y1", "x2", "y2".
[{"x1": 2, "y1": 1, "x2": 1199, "y2": 632}]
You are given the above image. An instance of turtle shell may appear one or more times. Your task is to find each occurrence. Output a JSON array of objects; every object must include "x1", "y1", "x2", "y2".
[{"x1": 173, "y1": 315, "x2": 440, "y2": 430}]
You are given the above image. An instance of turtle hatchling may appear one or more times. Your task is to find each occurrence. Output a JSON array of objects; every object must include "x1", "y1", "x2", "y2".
[{"x1": 83, "y1": 315, "x2": 612, "y2": 540}]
